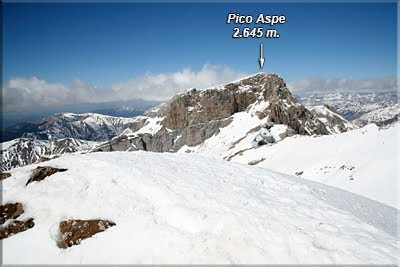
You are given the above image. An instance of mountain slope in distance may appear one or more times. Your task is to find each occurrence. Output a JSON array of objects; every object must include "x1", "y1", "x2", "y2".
[{"x1": 1, "y1": 112, "x2": 141, "y2": 142}]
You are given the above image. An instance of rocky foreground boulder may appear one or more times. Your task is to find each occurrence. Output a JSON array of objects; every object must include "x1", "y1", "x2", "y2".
[
  {"x1": 59, "y1": 219, "x2": 116, "y2": 248},
  {"x1": 0, "y1": 218, "x2": 35, "y2": 240},
  {"x1": 0, "y1": 203, "x2": 24, "y2": 225},
  {"x1": 26, "y1": 166, "x2": 68, "y2": 186},
  {"x1": 0, "y1": 172, "x2": 12, "y2": 180},
  {"x1": 95, "y1": 73, "x2": 342, "y2": 153},
  {"x1": 0, "y1": 202, "x2": 35, "y2": 240}
]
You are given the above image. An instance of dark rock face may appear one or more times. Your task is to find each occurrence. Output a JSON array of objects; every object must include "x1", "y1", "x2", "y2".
[
  {"x1": 159, "y1": 88, "x2": 249, "y2": 130},
  {"x1": 95, "y1": 117, "x2": 232, "y2": 153},
  {"x1": 26, "y1": 166, "x2": 67, "y2": 186},
  {"x1": 0, "y1": 203, "x2": 24, "y2": 225},
  {"x1": 0, "y1": 172, "x2": 12, "y2": 180},
  {"x1": 267, "y1": 102, "x2": 328, "y2": 135},
  {"x1": 376, "y1": 114, "x2": 398, "y2": 127},
  {"x1": 0, "y1": 218, "x2": 35, "y2": 240},
  {"x1": 59, "y1": 219, "x2": 116, "y2": 248},
  {"x1": 308, "y1": 105, "x2": 354, "y2": 133}
]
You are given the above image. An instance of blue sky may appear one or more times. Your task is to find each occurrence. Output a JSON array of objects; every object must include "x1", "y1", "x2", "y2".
[
  {"x1": 3, "y1": 3, "x2": 397, "y2": 85},
  {"x1": 2, "y1": 2, "x2": 398, "y2": 115}
]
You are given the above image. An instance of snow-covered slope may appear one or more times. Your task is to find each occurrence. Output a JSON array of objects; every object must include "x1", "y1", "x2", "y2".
[
  {"x1": 2, "y1": 151, "x2": 398, "y2": 264},
  {"x1": 209, "y1": 123, "x2": 399, "y2": 209}
]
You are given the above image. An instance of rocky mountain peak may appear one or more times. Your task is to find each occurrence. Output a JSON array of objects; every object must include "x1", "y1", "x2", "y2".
[
  {"x1": 155, "y1": 73, "x2": 328, "y2": 135},
  {"x1": 95, "y1": 73, "x2": 343, "y2": 153}
]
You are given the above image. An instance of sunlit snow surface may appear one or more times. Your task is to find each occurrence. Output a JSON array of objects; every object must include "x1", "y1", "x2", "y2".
[
  {"x1": 179, "y1": 107, "x2": 399, "y2": 209},
  {"x1": 2, "y1": 151, "x2": 398, "y2": 264},
  {"x1": 223, "y1": 124, "x2": 399, "y2": 209}
]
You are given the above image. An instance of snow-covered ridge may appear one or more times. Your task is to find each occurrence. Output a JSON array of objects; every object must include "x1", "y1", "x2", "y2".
[
  {"x1": 299, "y1": 91, "x2": 398, "y2": 122},
  {"x1": 6, "y1": 112, "x2": 141, "y2": 142},
  {"x1": 353, "y1": 104, "x2": 399, "y2": 127},
  {"x1": 308, "y1": 105, "x2": 356, "y2": 133},
  {"x1": 0, "y1": 138, "x2": 96, "y2": 171},
  {"x1": 2, "y1": 151, "x2": 398, "y2": 264},
  {"x1": 175, "y1": 73, "x2": 283, "y2": 97}
]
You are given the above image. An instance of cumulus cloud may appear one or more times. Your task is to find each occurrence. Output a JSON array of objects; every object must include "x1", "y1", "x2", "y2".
[
  {"x1": 3, "y1": 64, "x2": 247, "y2": 112},
  {"x1": 109, "y1": 64, "x2": 247, "y2": 101},
  {"x1": 287, "y1": 76, "x2": 398, "y2": 94},
  {"x1": 3, "y1": 66, "x2": 397, "y2": 112}
]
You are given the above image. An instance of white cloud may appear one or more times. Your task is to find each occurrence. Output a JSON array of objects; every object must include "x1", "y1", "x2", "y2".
[
  {"x1": 287, "y1": 76, "x2": 398, "y2": 94},
  {"x1": 3, "y1": 67, "x2": 397, "y2": 112},
  {"x1": 2, "y1": 64, "x2": 247, "y2": 112},
  {"x1": 110, "y1": 64, "x2": 247, "y2": 101}
]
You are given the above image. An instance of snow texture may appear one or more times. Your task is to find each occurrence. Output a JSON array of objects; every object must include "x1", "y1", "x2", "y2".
[
  {"x1": 1, "y1": 151, "x2": 398, "y2": 264},
  {"x1": 226, "y1": 123, "x2": 400, "y2": 209}
]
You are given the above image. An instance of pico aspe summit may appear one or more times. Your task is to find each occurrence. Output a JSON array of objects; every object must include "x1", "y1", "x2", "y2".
[{"x1": 226, "y1": 13, "x2": 286, "y2": 25}]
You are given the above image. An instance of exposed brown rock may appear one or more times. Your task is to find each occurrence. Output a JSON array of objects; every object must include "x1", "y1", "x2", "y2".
[
  {"x1": 0, "y1": 203, "x2": 24, "y2": 225},
  {"x1": 225, "y1": 148, "x2": 252, "y2": 161},
  {"x1": 0, "y1": 172, "x2": 12, "y2": 180},
  {"x1": 59, "y1": 219, "x2": 116, "y2": 248},
  {"x1": 228, "y1": 136, "x2": 247, "y2": 150},
  {"x1": 248, "y1": 158, "x2": 267, "y2": 165},
  {"x1": 0, "y1": 218, "x2": 35, "y2": 240},
  {"x1": 295, "y1": 171, "x2": 304, "y2": 176},
  {"x1": 26, "y1": 166, "x2": 67, "y2": 186},
  {"x1": 159, "y1": 73, "x2": 329, "y2": 137},
  {"x1": 37, "y1": 156, "x2": 51, "y2": 163},
  {"x1": 37, "y1": 155, "x2": 60, "y2": 163}
]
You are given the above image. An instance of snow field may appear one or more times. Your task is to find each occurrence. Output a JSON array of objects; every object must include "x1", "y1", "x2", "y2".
[{"x1": 2, "y1": 151, "x2": 398, "y2": 264}]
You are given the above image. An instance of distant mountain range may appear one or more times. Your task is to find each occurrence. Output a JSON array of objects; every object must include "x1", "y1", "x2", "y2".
[
  {"x1": 91, "y1": 105, "x2": 144, "y2": 118},
  {"x1": 2, "y1": 99, "x2": 160, "y2": 129},
  {"x1": 1, "y1": 138, "x2": 95, "y2": 171},
  {"x1": 1, "y1": 112, "x2": 141, "y2": 142},
  {"x1": 297, "y1": 91, "x2": 398, "y2": 124}
]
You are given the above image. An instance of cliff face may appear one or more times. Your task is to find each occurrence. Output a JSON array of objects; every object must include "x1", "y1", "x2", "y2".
[{"x1": 94, "y1": 73, "x2": 334, "y2": 153}]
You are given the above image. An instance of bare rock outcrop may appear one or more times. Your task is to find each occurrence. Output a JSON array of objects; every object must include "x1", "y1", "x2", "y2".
[
  {"x1": 0, "y1": 203, "x2": 24, "y2": 225},
  {"x1": 0, "y1": 218, "x2": 35, "y2": 240},
  {"x1": 0, "y1": 172, "x2": 12, "y2": 180},
  {"x1": 26, "y1": 166, "x2": 67, "y2": 186},
  {"x1": 308, "y1": 105, "x2": 355, "y2": 133},
  {"x1": 59, "y1": 219, "x2": 116, "y2": 248}
]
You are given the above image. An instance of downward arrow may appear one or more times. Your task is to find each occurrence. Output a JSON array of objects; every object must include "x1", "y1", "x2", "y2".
[{"x1": 259, "y1": 43, "x2": 265, "y2": 69}]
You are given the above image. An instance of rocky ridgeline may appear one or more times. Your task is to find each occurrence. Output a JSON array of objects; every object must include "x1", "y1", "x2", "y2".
[{"x1": 95, "y1": 73, "x2": 340, "y2": 153}]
